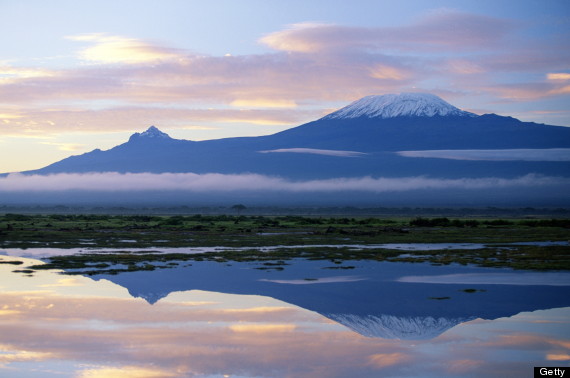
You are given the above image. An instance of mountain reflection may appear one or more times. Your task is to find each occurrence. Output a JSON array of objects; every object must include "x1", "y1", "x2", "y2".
[
  {"x1": 99, "y1": 258, "x2": 570, "y2": 340},
  {"x1": 1, "y1": 256, "x2": 569, "y2": 377}
]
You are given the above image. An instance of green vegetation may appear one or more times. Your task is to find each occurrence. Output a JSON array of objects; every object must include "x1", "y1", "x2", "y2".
[
  {"x1": 409, "y1": 217, "x2": 570, "y2": 228},
  {"x1": 1, "y1": 214, "x2": 568, "y2": 274}
]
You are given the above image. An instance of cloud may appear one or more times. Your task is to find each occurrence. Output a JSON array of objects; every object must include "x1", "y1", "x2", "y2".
[
  {"x1": 259, "y1": 22, "x2": 332, "y2": 53},
  {"x1": 259, "y1": 11, "x2": 513, "y2": 53},
  {"x1": 397, "y1": 149, "x2": 570, "y2": 161},
  {"x1": 0, "y1": 112, "x2": 23, "y2": 120},
  {"x1": 40, "y1": 142, "x2": 86, "y2": 152},
  {"x1": 228, "y1": 324, "x2": 297, "y2": 333},
  {"x1": 547, "y1": 73, "x2": 570, "y2": 81},
  {"x1": 78, "y1": 365, "x2": 177, "y2": 378},
  {"x1": 0, "y1": 106, "x2": 318, "y2": 136},
  {"x1": 483, "y1": 81, "x2": 570, "y2": 101},
  {"x1": 484, "y1": 38, "x2": 570, "y2": 73},
  {"x1": 259, "y1": 148, "x2": 367, "y2": 157},
  {"x1": 67, "y1": 34, "x2": 183, "y2": 65},
  {"x1": 446, "y1": 60, "x2": 485, "y2": 75},
  {"x1": 369, "y1": 64, "x2": 412, "y2": 81},
  {"x1": 0, "y1": 347, "x2": 55, "y2": 367},
  {"x1": 0, "y1": 10, "x2": 568, "y2": 141},
  {"x1": 230, "y1": 98, "x2": 297, "y2": 109},
  {"x1": 0, "y1": 24, "x2": 429, "y2": 127},
  {"x1": 0, "y1": 172, "x2": 567, "y2": 193},
  {"x1": 0, "y1": 65, "x2": 56, "y2": 84}
]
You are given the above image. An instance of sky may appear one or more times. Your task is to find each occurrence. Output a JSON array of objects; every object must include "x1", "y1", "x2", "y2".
[{"x1": 1, "y1": 0, "x2": 569, "y2": 173}]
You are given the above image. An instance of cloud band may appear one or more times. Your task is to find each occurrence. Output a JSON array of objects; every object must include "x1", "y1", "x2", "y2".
[{"x1": 1, "y1": 172, "x2": 567, "y2": 193}]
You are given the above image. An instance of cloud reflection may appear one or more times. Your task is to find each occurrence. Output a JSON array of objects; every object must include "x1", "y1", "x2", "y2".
[
  {"x1": 0, "y1": 344, "x2": 55, "y2": 367},
  {"x1": 0, "y1": 257, "x2": 568, "y2": 377}
]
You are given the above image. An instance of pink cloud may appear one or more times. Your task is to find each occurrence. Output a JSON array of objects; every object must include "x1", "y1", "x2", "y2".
[
  {"x1": 0, "y1": 106, "x2": 318, "y2": 136},
  {"x1": 0, "y1": 52, "x2": 414, "y2": 106},
  {"x1": 67, "y1": 33, "x2": 184, "y2": 65},
  {"x1": 1, "y1": 10, "x2": 568, "y2": 139},
  {"x1": 484, "y1": 82, "x2": 570, "y2": 101},
  {"x1": 260, "y1": 10, "x2": 514, "y2": 53}
]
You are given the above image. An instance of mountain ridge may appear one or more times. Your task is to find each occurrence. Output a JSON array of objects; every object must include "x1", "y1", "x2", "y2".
[{"x1": 12, "y1": 93, "x2": 570, "y2": 189}]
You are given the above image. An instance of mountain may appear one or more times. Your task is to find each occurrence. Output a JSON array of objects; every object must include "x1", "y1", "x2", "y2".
[
  {"x1": 23, "y1": 92, "x2": 570, "y2": 179},
  {"x1": 6, "y1": 92, "x2": 570, "y2": 206}
]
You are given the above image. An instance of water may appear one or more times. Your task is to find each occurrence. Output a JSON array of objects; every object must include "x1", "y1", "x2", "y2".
[
  {"x1": 1, "y1": 251, "x2": 569, "y2": 377},
  {"x1": 1, "y1": 240, "x2": 568, "y2": 258}
]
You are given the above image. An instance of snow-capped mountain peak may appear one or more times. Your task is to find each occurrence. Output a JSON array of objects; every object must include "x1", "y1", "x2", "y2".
[
  {"x1": 322, "y1": 93, "x2": 476, "y2": 120},
  {"x1": 128, "y1": 126, "x2": 172, "y2": 142},
  {"x1": 140, "y1": 126, "x2": 171, "y2": 138}
]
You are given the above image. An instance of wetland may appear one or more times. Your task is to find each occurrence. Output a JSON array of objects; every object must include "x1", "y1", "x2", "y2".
[
  {"x1": 2, "y1": 213, "x2": 569, "y2": 273},
  {"x1": 1, "y1": 213, "x2": 569, "y2": 377}
]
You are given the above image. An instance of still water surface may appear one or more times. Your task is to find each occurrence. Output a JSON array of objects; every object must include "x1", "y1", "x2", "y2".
[
  {"x1": 2, "y1": 240, "x2": 568, "y2": 258},
  {"x1": 1, "y1": 249, "x2": 569, "y2": 377}
]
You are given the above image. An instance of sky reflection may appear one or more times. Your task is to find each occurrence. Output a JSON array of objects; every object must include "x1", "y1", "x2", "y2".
[{"x1": 0, "y1": 256, "x2": 569, "y2": 377}]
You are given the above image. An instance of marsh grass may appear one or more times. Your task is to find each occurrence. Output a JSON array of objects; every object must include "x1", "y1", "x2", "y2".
[{"x1": 1, "y1": 214, "x2": 568, "y2": 274}]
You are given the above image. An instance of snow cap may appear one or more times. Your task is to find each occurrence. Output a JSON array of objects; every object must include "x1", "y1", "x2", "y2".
[{"x1": 322, "y1": 93, "x2": 476, "y2": 120}]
